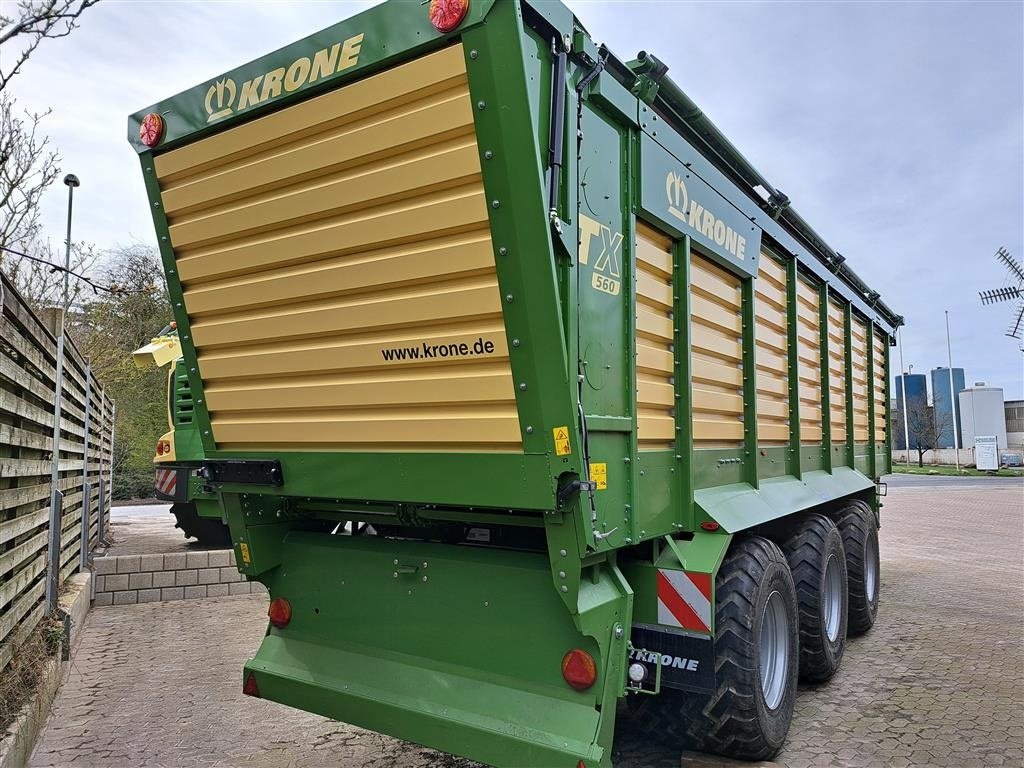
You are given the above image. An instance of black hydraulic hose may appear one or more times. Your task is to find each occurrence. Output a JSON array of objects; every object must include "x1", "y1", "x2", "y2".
[{"x1": 576, "y1": 45, "x2": 609, "y2": 100}]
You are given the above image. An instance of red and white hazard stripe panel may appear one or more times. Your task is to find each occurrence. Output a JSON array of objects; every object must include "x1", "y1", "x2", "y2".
[
  {"x1": 155, "y1": 468, "x2": 177, "y2": 497},
  {"x1": 656, "y1": 568, "x2": 713, "y2": 634}
]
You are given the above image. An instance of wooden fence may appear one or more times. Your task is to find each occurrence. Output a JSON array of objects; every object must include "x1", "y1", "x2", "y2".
[{"x1": 0, "y1": 271, "x2": 114, "y2": 672}]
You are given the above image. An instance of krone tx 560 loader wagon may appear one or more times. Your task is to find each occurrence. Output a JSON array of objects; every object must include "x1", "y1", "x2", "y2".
[{"x1": 128, "y1": 1, "x2": 901, "y2": 765}]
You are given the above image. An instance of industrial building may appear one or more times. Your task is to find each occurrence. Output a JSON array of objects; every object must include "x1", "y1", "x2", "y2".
[
  {"x1": 930, "y1": 367, "x2": 965, "y2": 448},
  {"x1": 1005, "y1": 400, "x2": 1024, "y2": 451},
  {"x1": 959, "y1": 383, "x2": 1008, "y2": 450}
]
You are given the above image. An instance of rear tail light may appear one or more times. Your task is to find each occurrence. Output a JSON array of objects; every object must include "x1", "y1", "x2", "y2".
[
  {"x1": 155, "y1": 439, "x2": 171, "y2": 456},
  {"x1": 429, "y1": 0, "x2": 469, "y2": 33},
  {"x1": 561, "y1": 649, "x2": 597, "y2": 691},
  {"x1": 243, "y1": 672, "x2": 260, "y2": 697},
  {"x1": 268, "y1": 597, "x2": 292, "y2": 628},
  {"x1": 139, "y1": 113, "x2": 164, "y2": 147}
]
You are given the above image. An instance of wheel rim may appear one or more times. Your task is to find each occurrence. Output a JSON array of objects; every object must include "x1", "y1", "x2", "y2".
[
  {"x1": 823, "y1": 553, "x2": 843, "y2": 642},
  {"x1": 759, "y1": 589, "x2": 790, "y2": 710},
  {"x1": 864, "y1": 531, "x2": 879, "y2": 604}
]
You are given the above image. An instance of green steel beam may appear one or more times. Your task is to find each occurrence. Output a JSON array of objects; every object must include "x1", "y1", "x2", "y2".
[
  {"x1": 844, "y1": 301, "x2": 856, "y2": 467},
  {"x1": 741, "y1": 277, "x2": 759, "y2": 487},
  {"x1": 866, "y1": 319, "x2": 877, "y2": 479},
  {"x1": 785, "y1": 255, "x2": 802, "y2": 479},
  {"x1": 673, "y1": 235, "x2": 694, "y2": 530},
  {"x1": 819, "y1": 283, "x2": 832, "y2": 473}
]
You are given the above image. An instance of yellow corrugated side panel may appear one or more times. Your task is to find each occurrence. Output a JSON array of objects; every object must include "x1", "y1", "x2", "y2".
[
  {"x1": 851, "y1": 318, "x2": 870, "y2": 441},
  {"x1": 872, "y1": 333, "x2": 888, "y2": 442},
  {"x1": 154, "y1": 45, "x2": 521, "y2": 452},
  {"x1": 636, "y1": 223, "x2": 675, "y2": 448},
  {"x1": 827, "y1": 299, "x2": 847, "y2": 443},
  {"x1": 796, "y1": 276, "x2": 822, "y2": 443},
  {"x1": 755, "y1": 254, "x2": 789, "y2": 445},
  {"x1": 692, "y1": 254, "x2": 744, "y2": 446}
]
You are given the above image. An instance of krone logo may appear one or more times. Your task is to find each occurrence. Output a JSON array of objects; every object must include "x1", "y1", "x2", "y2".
[
  {"x1": 664, "y1": 170, "x2": 747, "y2": 260},
  {"x1": 205, "y1": 79, "x2": 237, "y2": 122},
  {"x1": 665, "y1": 170, "x2": 689, "y2": 222}
]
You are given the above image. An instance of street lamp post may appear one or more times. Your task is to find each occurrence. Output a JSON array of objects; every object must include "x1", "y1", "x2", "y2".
[
  {"x1": 945, "y1": 310, "x2": 960, "y2": 472},
  {"x1": 45, "y1": 173, "x2": 80, "y2": 615},
  {"x1": 898, "y1": 329, "x2": 911, "y2": 467}
]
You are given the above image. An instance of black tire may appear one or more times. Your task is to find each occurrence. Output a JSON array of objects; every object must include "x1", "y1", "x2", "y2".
[
  {"x1": 170, "y1": 502, "x2": 232, "y2": 548},
  {"x1": 780, "y1": 514, "x2": 848, "y2": 682},
  {"x1": 630, "y1": 536, "x2": 799, "y2": 761},
  {"x1": 833, "y1": 500, "x2": 879, "y2": 636}
]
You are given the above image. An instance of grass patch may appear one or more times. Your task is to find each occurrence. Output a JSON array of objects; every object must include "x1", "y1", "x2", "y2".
[
  {"x1": 892, "y1": 464, "x2": 1024, "y2": 477},
  {"x1": 0, "y1": 615, "x2": 64, "y2": 732}
]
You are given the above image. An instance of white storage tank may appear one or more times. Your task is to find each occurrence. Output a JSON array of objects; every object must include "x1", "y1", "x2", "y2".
[{"x1": 958, "y1": 383, "x2": 1008, "y2": 450}]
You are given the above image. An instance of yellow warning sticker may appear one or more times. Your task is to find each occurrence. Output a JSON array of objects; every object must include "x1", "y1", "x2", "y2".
[
  {"x1": 553, "y1": 426, "x2": 571, "y2": 456},
  {"x1": 239, "y1": 542, "x2": 251, "y2": 565},
  {"x1": 590, "y1": 462, "x2": 608, "y2": 490}
]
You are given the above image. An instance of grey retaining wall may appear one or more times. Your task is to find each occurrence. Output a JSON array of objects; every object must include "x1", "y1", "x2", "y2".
[{"x1": 93, "y1": 551, "x2": 266, "y2": 605}]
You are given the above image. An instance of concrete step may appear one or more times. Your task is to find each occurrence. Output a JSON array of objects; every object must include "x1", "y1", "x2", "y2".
[{"x1": 92, "y1": 550, "x2": 266, "y2": 605}]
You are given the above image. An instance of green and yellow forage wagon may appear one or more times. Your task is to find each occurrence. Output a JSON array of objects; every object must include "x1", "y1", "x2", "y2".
[{"x1": 128, "y1": 1, "x2": 900, "y2": 765}]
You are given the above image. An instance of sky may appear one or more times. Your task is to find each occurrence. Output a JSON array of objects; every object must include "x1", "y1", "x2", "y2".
[{"x1": 9, "y1": 0, "x2": 1024, "y2": 399}]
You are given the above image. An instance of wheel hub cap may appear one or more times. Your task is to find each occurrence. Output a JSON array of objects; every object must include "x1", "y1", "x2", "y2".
[
  {"x1": 823, "y1": 553, "x2": 843, "y2": 642},
  {"x1": 865, "y1": 533, "x2": 879, "y2": 603},
  {"x1": 759, "y1": 589, "x2": 790, "y2": 710}
]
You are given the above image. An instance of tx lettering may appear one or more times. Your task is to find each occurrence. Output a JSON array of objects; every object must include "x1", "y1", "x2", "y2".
[{"x1": 579, "y1": 213, "x2": 623, "y2": 296}]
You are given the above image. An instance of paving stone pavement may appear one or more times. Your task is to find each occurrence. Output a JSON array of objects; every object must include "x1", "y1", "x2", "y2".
[
  {"x1": 28, "y1": 480, "x2": 1024, "y2": 767},
  {"x1": 107, "y1": 504, "x2": 218, "y2": 557}
]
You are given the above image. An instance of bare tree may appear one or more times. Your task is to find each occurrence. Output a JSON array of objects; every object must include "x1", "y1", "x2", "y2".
[
  {"x1": 904, "y1": 398, "x2": 956, "y2": 467},
  {"x1": 0, "y1": 0, "x2": 101, "y2": 91},
  {"x1": 0, "y1": 1, "x2": 99, "y2": 299},
  {"x1": 0, "y1": 95, "x2": 59, "y2": 253}
]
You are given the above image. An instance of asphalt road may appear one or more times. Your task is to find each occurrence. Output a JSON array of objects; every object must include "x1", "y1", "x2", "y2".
[{"x1": 883, "y1": 472, "x2": 1024, "y2": 490}]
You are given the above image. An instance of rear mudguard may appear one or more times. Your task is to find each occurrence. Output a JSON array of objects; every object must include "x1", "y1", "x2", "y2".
[{"x1": 244, "y1": 531, "x2": 630, "y2": 767}]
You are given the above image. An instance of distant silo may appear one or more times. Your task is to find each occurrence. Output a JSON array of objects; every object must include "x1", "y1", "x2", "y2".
[{"x1": 959, "y1": 383, "x2": 1008, "y2": 450}]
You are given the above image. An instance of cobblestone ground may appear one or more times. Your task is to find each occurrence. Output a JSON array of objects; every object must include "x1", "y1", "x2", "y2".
[
  {"x1": 108, "y1": 504, "x2": 218, "y2": 556},
  {"x1": 29, "y1": 479, "x2": 1024, "y2": 768}
]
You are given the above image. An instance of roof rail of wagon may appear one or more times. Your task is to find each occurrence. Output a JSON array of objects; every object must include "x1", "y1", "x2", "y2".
[{"x1": 598, "y1": 48, "x2": 903, "y2": 333}]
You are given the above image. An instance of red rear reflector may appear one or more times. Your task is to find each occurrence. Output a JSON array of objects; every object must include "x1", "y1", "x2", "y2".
[
  {"x1": 700, "y1": 521, "x2": 720, "y2": 531},
  {"x1": 243, "y1": 672, "x2": 259, "y2": 697},
  {"x1": 561, "y1": 649, "x2": 597, "y2": 691},
  {"x1": 268, "y1": 597, "x2": 292, "y2": 628},
  {"x1": 429, "y1": 0, "x2": 469, "y2": 32},
  {"x1": 139, "y1": 113, "x2": 164, "y2": 147}
]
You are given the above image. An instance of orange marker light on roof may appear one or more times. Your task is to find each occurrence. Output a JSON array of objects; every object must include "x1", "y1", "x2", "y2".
[
  {"x1": 139, "y1": 113, "x2": 164, "y2": 148},
  {"x1": 429, "y1": 0, "x2": 469, "y2": 33}
]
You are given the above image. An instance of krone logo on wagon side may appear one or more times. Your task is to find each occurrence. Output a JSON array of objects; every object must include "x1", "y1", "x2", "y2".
[
  {"x1": 665, "y1": 170, "x2": 747, "y2": 261},
  {"x1": 205, "y1": 79, "x2": 237, "y2": 121},
  {"x1": 203, "y1": 33, "x2": 365, "y2": 123}
]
